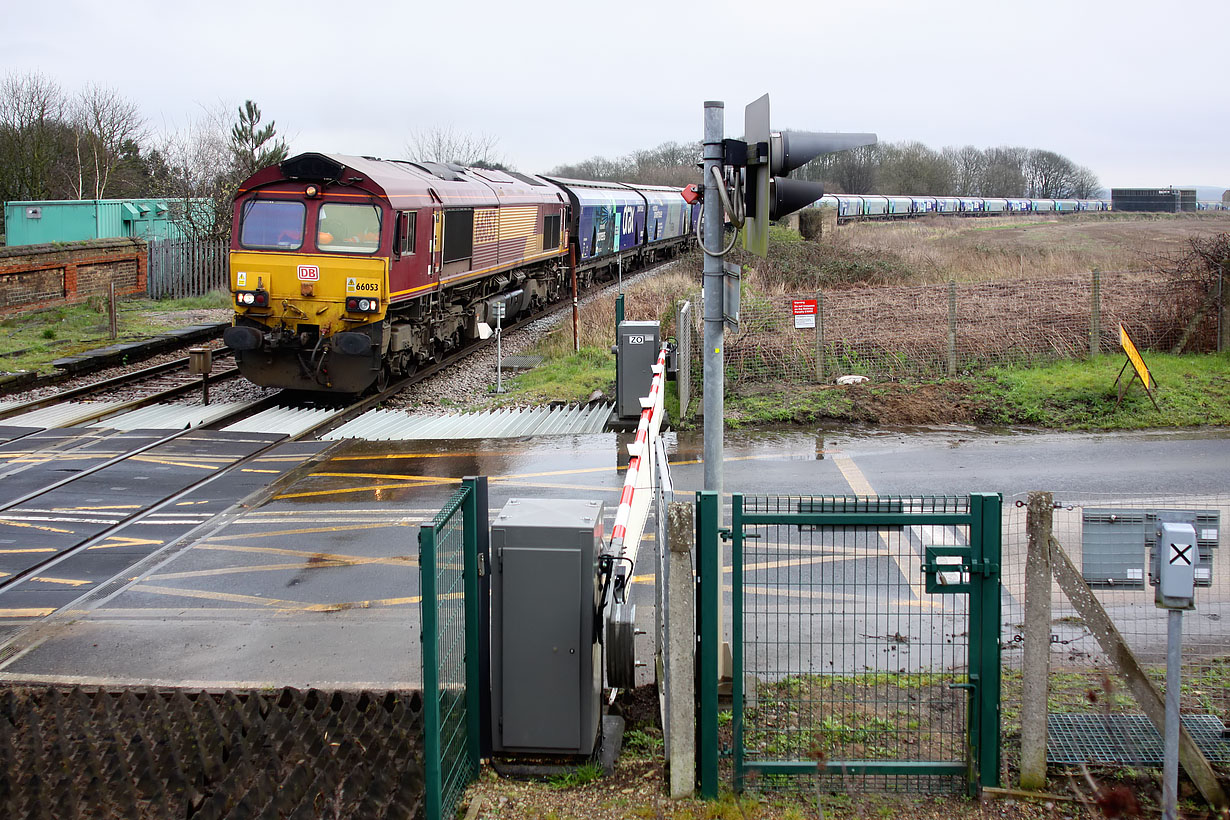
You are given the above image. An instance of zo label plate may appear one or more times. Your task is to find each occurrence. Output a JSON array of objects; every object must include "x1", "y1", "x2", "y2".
[
  {"x1": 297, "y1": 265, "x2": 320, "y2": 281},
  {"x1": 346, "y1": 277, "x2": 381, "y2": 295}
]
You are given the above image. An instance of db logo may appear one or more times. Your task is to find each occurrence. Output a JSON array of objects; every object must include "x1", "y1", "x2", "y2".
[{"x1": 297, "y1": 265, "x2": 320, "y2": 281}]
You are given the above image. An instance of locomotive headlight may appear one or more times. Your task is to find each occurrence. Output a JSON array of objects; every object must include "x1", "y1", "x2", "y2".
[
  {"x1": 237, "y1": 292, "x2": 254, "y2": 305},
  {"x1": 305, "y1": 184, "x2": 320, "y2": 198},
  {"x1": 358, "y1": 299, "x2": 370, "y2": 311}
]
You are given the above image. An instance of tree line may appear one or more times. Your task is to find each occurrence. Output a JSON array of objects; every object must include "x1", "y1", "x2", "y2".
[
  {"x1": 547, "y1": 139, "x2": 1103, "y2": 200},
  {"x1": 0, "y1": 72, "x2": 287, "y2": 240}
]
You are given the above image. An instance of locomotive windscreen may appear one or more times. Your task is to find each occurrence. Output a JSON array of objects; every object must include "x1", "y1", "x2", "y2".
[{"x1": 239, "y1": 200, "x2": 305, "y2": 250}]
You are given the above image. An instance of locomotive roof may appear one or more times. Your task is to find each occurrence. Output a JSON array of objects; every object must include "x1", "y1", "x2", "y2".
[{"x1": 239, "y1": 153, "x2": 566, "y2": 209}]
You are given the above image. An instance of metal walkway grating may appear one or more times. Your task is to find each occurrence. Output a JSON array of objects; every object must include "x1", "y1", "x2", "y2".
[{"x1": 1047, "y1": 714, "x2": 1230, "y2": 764}]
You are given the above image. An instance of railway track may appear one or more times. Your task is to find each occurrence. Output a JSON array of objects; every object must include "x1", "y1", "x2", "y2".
[{"x1": 0, "y1": 347, "x2": 242, "y2": 426}]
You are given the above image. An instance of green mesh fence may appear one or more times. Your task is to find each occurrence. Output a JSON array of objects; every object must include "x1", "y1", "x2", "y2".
[
  {"x1": 706, "y1": 493, "x2": 1002, "y2": 798},
  {"x1": 419, "y1": 482, "x2": 480, "y2": 820}
]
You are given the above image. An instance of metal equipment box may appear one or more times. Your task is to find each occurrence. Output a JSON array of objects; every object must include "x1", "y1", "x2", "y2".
[
  {"x1": 1147, "y1": 510, "x2": 1217, "y2": 589},
  {"x1": 615, "y1": 320, "x2": 660, "y2": 419},
  {"x1": 490, "y1": 497, "x2": 605, "y2": 755},
  {"x1": 1082, "y1": 508, "x2": 1218, "y2": 588},
  {"x1": 1082, "y1": 509, "x2": 1149, "y2": 587}
]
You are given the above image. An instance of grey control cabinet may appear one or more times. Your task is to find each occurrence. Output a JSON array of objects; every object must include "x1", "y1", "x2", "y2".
[
  {"x1": 490, "y1": 497, "x2": 604, "y2": 755},
  {"x1": 616, "y1": 320, "x2": 660, "y2": 419},
  {"x1": 1082, "y1": 508, "x2": 1218, "y2": 588}
]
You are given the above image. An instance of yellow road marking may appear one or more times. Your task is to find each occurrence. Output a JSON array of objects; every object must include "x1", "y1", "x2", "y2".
[
  {"x1": 175, "y1": 501, "x2": 212, "y2": 506},
  {"x1": 488, "y1": 481, "x2": 623, "y2": 493},
  {"x1": 90, "y1": 536, "x2": 164, "y2": 550},
  {"x1": 0, "y1": 608, "x2": 55, "y2": 618},
  {"x1": 311, "y1": 472, "x2": 444, "y2": 481},
  {"x1": 130, "y1": 457, "x2": 219, "y2": 470},
  {"x1": 30, "y1": 576, "x2": 92, "y2": 588},
  {"x1": 130, "y1": 583, "x2": 424, "y2": 612},
  {"x1": 0, "y1": 519, "x2": 74, "y2": 534},
  {"x1": 207, "y1": 522, "x2": 415, "y2": 542},
  {"x1": 196, "y1": 542, "x2": 417, "y2": 567},
  {"x1": 274, "y1": 479, "x2": 458, "y2": 500},
  {"x1": 331, "y1": 452, "x2": 521, "y2": 461},
  {"x1": 149, "y1": 562, "x2": 345, "y2": 580},
  {"x1": 0, "y1": 548, "x2": 56, "y2": 554},
  {"x1": 240, "y1": 468, "x2": 282, "y2": 474},
  {"x1": 831, "y1": 453, "x2": 928, "y2": 604},
  {"x1": 131, "y1": 584, "x2": 307, "y2": 609},
  {"x1": 62, "y1": 505, "x2": 141, "y2": 511}
]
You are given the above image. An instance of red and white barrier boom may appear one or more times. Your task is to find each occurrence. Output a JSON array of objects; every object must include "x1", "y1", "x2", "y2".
[{"x1": 608, "y1": 344, "x2": 669, "y2": 567}]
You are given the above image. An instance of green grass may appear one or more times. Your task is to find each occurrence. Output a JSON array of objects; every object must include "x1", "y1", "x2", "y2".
[
  {"x1": 546, "y1": 761, "x2": 603, "y2": 789},
  {"x1": 971, "y1": 352, "x2": 1230, "y2": 429},
  {"x1": 0, "y1": 291, "x2": 230, "y2": 374},
  {"x1": 499, "y1": 346, "x2": 616, "y2": 405}
]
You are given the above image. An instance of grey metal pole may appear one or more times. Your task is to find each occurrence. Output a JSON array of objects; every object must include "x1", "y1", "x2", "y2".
[
  {"x1": 702, "y1": 101, "x2": 725, "y2": 496},
  {"x1": 1162, "y1": 609, "x2": 1182, "y2": 820}
]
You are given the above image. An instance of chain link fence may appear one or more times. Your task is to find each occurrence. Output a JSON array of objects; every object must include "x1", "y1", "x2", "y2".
[
  {"x1": 1000, "y1": 492, "x2": 1230, "y2": 778},
  {"x1": 696, "y1": 270, "x2": 1217, "y2": 385}
]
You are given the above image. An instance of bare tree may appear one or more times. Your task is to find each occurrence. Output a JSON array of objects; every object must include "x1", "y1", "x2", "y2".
[
  {"x1": 827, "y1": 144, "x2": 880, "y2": 194},
  {"x1": 981, "y1": 146, "x2": 1028, "y2": 197},
  {"x1": 153, "y1": 105, "x2": 234, "y2": 242},
  {"x1": 1025, "y1": 149, "x2": 1077, "y2": 198},
  {"x1": 0, "y1": 71, "x2": 69, "y2": 205},
  {"x1": 944, "y1": 145, "x2": 987, "y2": 196},
  {"x1": 67, "y1": 84, "x2": 146, "y2": 199},
  {"x1": 876, "y1": 141, "x2": 952, "y2": 195},
  {"x1": 1069, "y1": 164, "x2": 1103, "y2": 199},
  {"x1": 405, "y1": 125, "x2": 505, "y2": 168}
]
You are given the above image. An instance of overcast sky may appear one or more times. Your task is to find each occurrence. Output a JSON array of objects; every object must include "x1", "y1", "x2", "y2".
[{"x1": 4, "y1": 0, "x2": 1227, "y2": 191}]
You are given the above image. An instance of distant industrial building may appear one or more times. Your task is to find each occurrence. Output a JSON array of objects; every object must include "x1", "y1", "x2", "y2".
[
  {"x1": 1110, "y1": 188, "x2": 1198, "y2": 213},
  {"x1": 2, "y1": 199, "x2": 204, "y2": 247}
]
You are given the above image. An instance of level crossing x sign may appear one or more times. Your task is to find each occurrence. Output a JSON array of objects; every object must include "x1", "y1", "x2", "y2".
[{"x1": 1170, "y1": 542, "x2": 1193, "y2": 565}]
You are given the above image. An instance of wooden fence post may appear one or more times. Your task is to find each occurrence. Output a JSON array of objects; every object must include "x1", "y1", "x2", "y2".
[
  {"x1": 947, "y1": 280, "x2": 957, "y2": 376},
  {"x1": 1019, "y1": 491, "x2": 1053, "y2": 790},
  {"x1": 1090, "y1": 268, "x2": 1101, "y2": 357},
  {"x1": 815, "y1": 291, "x2": 825, "y2": 383}
]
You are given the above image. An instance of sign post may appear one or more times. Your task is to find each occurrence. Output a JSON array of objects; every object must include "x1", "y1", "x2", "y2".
[
  {"x1": 1115, "y1": 324, "x2": 1160, "y2": 410},
  {"x1": 1154, "y1": 521, "x2": 1198, "y2": 820},
  {"x1": 493, "y1": 302, "x2": 505, "y2": 393}
]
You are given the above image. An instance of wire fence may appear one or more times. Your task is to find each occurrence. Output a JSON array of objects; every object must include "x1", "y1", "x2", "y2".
[
  {"x1": 698, "y1": 270, "x2": 1217, "y2": 385},
  {"x1": 146, "y1": 238, "x2": 228, "y2": 299},
  {"x1": 1001, "y1": 492, "x2": 1230, "y2": 774}
]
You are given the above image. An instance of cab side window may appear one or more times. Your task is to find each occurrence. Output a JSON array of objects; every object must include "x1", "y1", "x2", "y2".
[{"x1": 398, "y1": 211, "x2": 417, "y2": 255}]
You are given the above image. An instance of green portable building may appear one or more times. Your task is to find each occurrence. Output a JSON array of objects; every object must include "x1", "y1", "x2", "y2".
[{"x1": 3, "y1": 198, "x2": 202, "y2": 246}]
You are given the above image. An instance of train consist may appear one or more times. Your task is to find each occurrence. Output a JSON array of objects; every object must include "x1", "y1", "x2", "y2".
[
  {"x1": 224, "y1": 153, "x2": 698, "y2": 393},
  {"x1": 816, "y1": 193, "x2": 1112, "y2": 222}
]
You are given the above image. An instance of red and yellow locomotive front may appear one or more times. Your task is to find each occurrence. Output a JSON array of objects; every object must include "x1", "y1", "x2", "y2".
[{"x1": 225, "y1": 155, "x2": 424, "y2": 393}]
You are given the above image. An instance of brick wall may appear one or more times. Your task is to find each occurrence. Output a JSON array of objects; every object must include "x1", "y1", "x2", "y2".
[{"x1": 0, "y1": 238, "x2": 147, "y2": 315}]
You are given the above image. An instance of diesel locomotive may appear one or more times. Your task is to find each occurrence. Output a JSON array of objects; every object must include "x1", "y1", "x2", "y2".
[{"x1": 223, "y1": 153, "x2": 697, "y2": 393}]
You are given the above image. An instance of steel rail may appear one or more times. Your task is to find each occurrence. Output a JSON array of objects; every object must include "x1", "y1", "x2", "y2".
[{"x1": 0, "y1": 348, "x2": 237, "y2": 422}]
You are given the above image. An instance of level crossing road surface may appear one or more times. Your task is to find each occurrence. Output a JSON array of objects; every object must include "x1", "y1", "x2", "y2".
[{"x1": 0, "y1": 425, "x2": 1225, "y2": 689}]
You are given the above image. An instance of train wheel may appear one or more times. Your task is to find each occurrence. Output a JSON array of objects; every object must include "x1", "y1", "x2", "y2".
[{"x1": 375, "y1": 362, "x2": 391, "y2": 392}]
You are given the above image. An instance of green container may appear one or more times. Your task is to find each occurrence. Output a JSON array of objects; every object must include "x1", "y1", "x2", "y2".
[{"x1": 3, "y1": 198, "x2": 201, "y2": 246}]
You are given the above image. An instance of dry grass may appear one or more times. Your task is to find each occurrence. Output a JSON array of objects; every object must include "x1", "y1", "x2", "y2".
[
  {"x1": 824, "y1": 212, "x2": 1230, "y2": 284},
  {"x1": 533, "y1": 269, "x2": 699, "y2": 357}
]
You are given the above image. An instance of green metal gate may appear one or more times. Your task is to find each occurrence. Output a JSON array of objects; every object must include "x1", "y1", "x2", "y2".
[
  {"x1": 698, "y1": 492, "x2": 1002, "y2": 797},
  {"x1": 418, "y1": 477, "x2": 482, "y2": 820}
]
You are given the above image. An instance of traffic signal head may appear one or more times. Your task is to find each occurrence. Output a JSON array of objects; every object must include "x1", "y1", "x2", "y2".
[{"x1": 742, "y1": 94, "x2": 877, "y2": 256}]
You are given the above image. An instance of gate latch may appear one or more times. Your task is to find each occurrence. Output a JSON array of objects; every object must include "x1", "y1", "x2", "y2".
[{"x1": 923, "y1": 546, "x2": 973, "y2": 593}]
